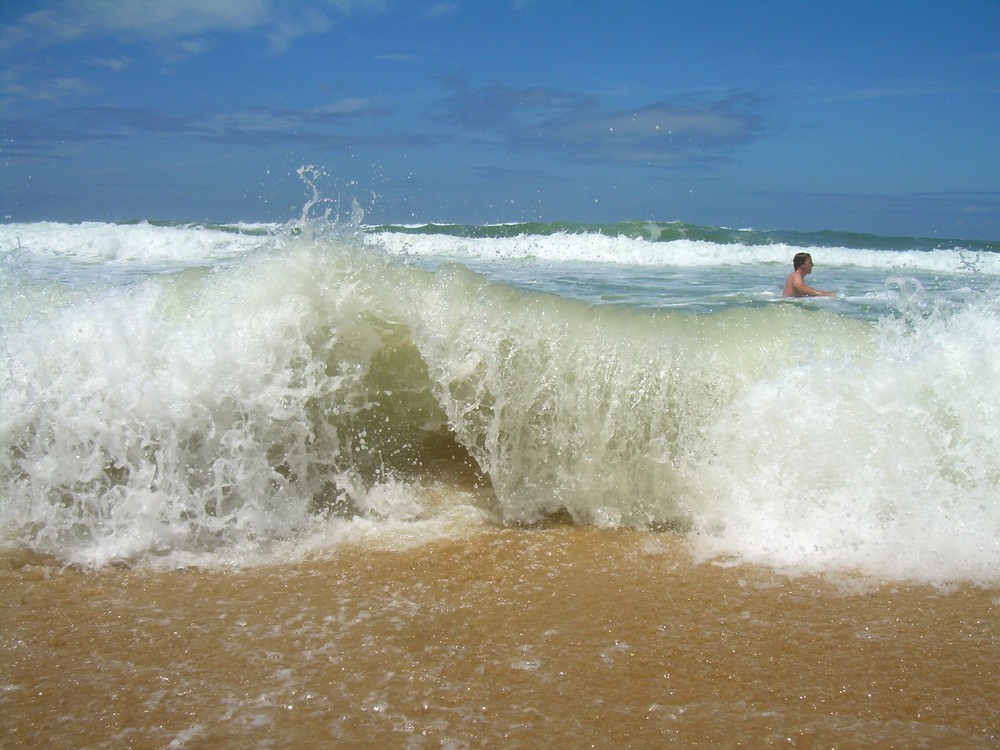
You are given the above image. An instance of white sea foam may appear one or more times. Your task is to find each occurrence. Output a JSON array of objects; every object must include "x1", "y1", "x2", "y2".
[
  {"x1": 0, "y1": 221, "x2": 279, "y2": 277},
  {"x1": 4, "y1": 221, "x2": 996, "y2": 277},
  {"x1": 369, "y1": 230, "x2": 1000, "y2": 275},
  {"x1": 686, "y1": 291, "x2": 1000, "y2": 586}
]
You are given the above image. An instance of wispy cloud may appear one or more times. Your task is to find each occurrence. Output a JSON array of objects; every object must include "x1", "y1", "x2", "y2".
[
  {"x1": 435, "y1": 82, "x2": 593, "y2": 133},
  {"x1": 0, "y1": 2, "x2": 392, "y2": 112},
  {"x1": 843, "y1": 85, "x2": 975, "y2": 101},
  {"x1": 87, "y1": 55, "x2": 133, "y2": 73},
  {"x1": 2, "y1": 99, "x2": 444, "y2": 156},
  {"x1": 472, "y1": 165, "x2": 573, "y2": 184},
  {"x1": 969, "y1": 52, "x2": 1000, "y2": 64},
  {"x1": 436, "y1": 83, "x2": 763, "y2": 166},
  {"x1": 420, "y1": 3, "x2": 461, "y2": 21},
  {"x1": 206, "y1": 100, "x2": 389, "y2": 135},
  {"x1": 63, "y1": 106, "x2": 208, "y2": 135},
  {"x1": 822, "y1": 77, "x2": 1000, "y2": 102},
  {"x1": 0, "y1": 116, "x2": 107, "y2": 157},
  {"x1": 1, "y1": 67, "x2": 98, "y2": 102},
  {"x1": 0, "y1": 0, "x2": 388, "y2": 56}
]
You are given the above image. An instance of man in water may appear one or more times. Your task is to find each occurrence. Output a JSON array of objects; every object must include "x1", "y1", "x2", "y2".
[{"x1": 783, "y1": 252, "x2": 835, "y2": 297}]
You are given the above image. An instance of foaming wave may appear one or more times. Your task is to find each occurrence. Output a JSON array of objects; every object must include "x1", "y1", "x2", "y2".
[
  {"x1": 0, "y1": 225, "x2": 846, "y2": 567},
  {"x1": 369, "y1": 229, "x2": 1000, "y2": 275},
  {"x1": 403, "y1": 262, "x2": 868, "y2": 527},
  {"x1": 685, "y1": 290, "x2": 1000, "y2": 586},
  {"x1": 3, "y1": 211, "x2": 998, "y2": 583},
  {"x1": 0, "y1": 221, "x2": 278, "y2": 279},
  {"x1": 0, "y1": 229, "x2": 480, "y2": 567}
]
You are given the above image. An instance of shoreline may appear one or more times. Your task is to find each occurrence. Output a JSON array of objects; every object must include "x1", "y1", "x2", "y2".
[{"x1": 3, "y1": 526, "x2": 997, "y2": 748}]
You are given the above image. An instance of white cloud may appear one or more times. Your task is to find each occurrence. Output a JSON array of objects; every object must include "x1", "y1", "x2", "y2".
[
  {"x1": 313, "y1": 98, "x2": 377, "y2": 114},
  {"x1": 87, "y1": 55, "x2": 132, "y2": 72},
  {"x1": 78, "y1": 0, "x2": 270, "y2": 38},
  {"x1": 0, "y1": 67, "x2": 97, "y2": 102},
  {"x1": 0, "y1": 0, "x2": 388, "y2": 55},
  {"x1": 421, "y1": 3, "x2": 461, "y2": 20}
]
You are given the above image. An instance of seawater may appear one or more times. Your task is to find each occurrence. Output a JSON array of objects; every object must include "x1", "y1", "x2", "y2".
[
  {"x1": 3, "y1": 214, "x2": 1000, "y2": 749},
  {"x1": 1, "y1": 217, "x2": 999, "y2": 585}
]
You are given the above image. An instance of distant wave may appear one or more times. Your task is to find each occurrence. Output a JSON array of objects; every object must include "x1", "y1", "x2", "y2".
[{"x1": 367, "y1": 220, "x2": 1000, "y2": 254}]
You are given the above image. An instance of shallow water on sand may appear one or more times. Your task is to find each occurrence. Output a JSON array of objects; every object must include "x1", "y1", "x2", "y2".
[{"x1": 2, "y1": 527, "x2": 998, "y2": 749}]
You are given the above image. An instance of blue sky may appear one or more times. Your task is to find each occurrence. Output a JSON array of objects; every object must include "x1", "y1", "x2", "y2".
[{"x1": 1, "y1": 1, "x2": 998, "y2": 239}]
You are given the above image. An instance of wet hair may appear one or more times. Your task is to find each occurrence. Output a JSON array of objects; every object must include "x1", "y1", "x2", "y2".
[{"x1": 793, "y1": 252, "x2": 812, "y2": 270}]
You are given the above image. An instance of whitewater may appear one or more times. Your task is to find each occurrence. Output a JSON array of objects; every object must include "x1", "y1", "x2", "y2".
[{"x1": 1, "y1": 214, "x2": 999, "y2": 585}]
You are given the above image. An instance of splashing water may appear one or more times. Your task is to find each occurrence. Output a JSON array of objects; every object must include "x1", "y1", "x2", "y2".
[{"x1": 1, "y1": 179, "x2": 998, "y2": 582}]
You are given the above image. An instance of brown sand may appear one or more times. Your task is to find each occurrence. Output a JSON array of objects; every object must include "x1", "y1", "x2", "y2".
[{"x1": 2, "y1": 526, "x2": 998, "y2": 749}]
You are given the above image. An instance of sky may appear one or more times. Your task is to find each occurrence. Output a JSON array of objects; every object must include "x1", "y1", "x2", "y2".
[{"x1": 1, "y1": 1, "x2": 999, "y2": 240}]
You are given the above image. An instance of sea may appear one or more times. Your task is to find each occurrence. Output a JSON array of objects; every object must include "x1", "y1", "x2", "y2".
[{"x1": 2, "y1": 197, "x2": 999, "y2": 747}]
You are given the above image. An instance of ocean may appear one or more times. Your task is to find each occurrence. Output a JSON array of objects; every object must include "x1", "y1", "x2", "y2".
[{"x1": 2, "y1": 206, "x2": 999, "y2": 747}]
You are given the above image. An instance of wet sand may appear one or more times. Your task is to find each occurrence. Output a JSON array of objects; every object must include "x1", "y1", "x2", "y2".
[{"x1": 2, "y1": 526, "x2": 998, "y2": 748}]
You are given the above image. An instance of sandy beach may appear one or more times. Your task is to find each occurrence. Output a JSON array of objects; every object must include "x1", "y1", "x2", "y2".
[{"x1": 3, "y1": 526, "x2": 997, "y2": 749}]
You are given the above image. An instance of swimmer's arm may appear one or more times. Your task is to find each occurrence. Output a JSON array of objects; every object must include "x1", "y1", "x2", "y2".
[
  {"x1": 790, "y1": 276, "x2": 835, "y2": 297},
  {"x1": 800, "y1": 285, "x2": 835, "y2": 297}
]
